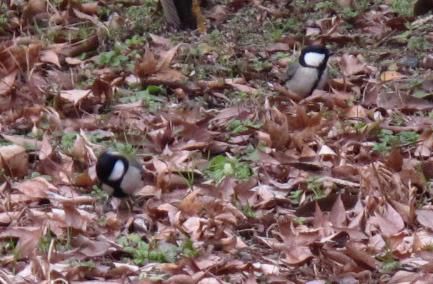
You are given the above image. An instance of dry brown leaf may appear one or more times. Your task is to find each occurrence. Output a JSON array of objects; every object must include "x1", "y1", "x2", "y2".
[
  {"x1": 385, "y1": 148, "x2": 403, "y2": 172},
  {"x1": 60, "y1": 89, "x2": 91, "y2": 105},
  {"x1": 73, "y1": 235, "x2": 111, "y2": 257},
  {"x1": 371, "y1": 203, "x2": 405, "y2": 237},
  {"x1": 194, "y1": 254, "x2": 222, "y2": 270},
  {"x1": 80, "y1": 2, "x2": 99, "y2": 14},
  {"x1": 135, "y1": 47, "x2": 158, "y2": 77},
  {"x1": 0, "y1": 144, "x2": 28, "y2": 178},
  {"x1": 345, "y1": 242, "x2": 378, "y2": 269},
  {"x1": 157, "y1": 43, "x2": 181, "y2": 71},
  {"x1": 263, "y1": 107, "x2": 290, "y2": 149},
  {"x1": 0, "y1": 71, "x2": 18, "y2": 96},
  {"x1": 0, "y1": 211, "x2": 21, "y2": 225},
  {"x1": 0, "y1": 227, "x2": 42, "y2": 258},
  {"x1": 39, "y1": 134, "x2": 52, "y2": 160},
  {"x1": 226, "y1": 82, "x2": 258, "y2": 95},
  {"x1": 14, "y1": 177, "x2": 57, "y2": 199},
  {"x1": 318, "y1": 144, "x2": 337, "y2": 156},
  {"x1": 340, "y1": 54, "x2": 369, "y2": 76},
  {"x1": 40, "y1": 50, "x2": 61, "y2": 67},
  {"x1": 283, "y1": 245, "x2": 313, "y2": 265},
  {"x1": 149, "y1": 33, "x2": 172, "y2": 47},
  {"x1": 23, "y1": 0, "x2": 46, "y2": 20},
  {"x1": 65, "y1": 57, "x2": 83, "y2": 65},
  {"x1": 345, "y1": 105, "x2": 368, "y2": 119},
  {"x1": 178, "y1": 190, "x2": 205, "y2": 215},
  {"x1": 266, "y1": 42, "x2": 291, "y2": 52},
  {"x1": 166, "y1": 275, "x2": 195, "y2": 284},
  {"x1": 415, "y1": 131, "x2": 433, "y2": 158},
  {"x1": 148, "y1": 68, "x2": 187, "y2": 84},
  {"x1": 380, "y1": 71, "x2": 405, "y2": 82},
  {"x1": 61, "y1": 35, "x2": 99, "y2": 57},
  {"x1": 63, "y1": 203, "x2": 89, "y2": 231},
  {"x1": 70, "y1": 134, "x2": 90, "y2": 164},
  {"x1": 329, "y1": 195, "x2": 346, "y2": 227},
  {"x1": 416, "y1": 209, "x2": 433, "y2": 231}
]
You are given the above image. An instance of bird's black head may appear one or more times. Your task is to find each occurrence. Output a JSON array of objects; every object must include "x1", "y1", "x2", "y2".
[
  {"x1": 299, "y1": 45, "x2": 331, "y2": 69},
  {"x1": 95, "y1": 151, "x2": 128, "y2": 183}
]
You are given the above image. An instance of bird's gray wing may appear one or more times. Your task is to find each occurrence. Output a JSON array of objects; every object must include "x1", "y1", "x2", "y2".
[
  {"x1": 128, "y1": 157, "x2": 144, "y2": 173},
  {"x1": 129, "y1": 156, "x2": 155, "y2": 185},
  {"x1": 282, "y1": 61, "x2": 299, "y2": 82}
]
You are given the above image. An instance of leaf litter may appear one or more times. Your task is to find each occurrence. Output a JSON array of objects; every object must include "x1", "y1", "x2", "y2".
[{"x1": 2, "y1": 0, "x2": 433, "y2": 282}]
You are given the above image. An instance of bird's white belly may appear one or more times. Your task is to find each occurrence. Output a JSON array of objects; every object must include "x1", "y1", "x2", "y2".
[{"x1": 285, "y1": 67, "x2": 326, "y2": 97}]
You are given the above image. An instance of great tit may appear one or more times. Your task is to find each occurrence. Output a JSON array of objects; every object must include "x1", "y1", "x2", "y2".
[
  {"x1": 284, "y1": 45, "x2": 331, "y2": 98},
  {"x1": 95, "y1": 151, "x2": 145, "y2": 198}
]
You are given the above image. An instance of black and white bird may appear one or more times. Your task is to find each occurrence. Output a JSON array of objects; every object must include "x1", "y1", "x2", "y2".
[
  {"x1": 284, "y1": 45, "x2": 331, "y2": 98},
  {"x1": 95, "y1": 151, "x2": 145, "y2": 198}
]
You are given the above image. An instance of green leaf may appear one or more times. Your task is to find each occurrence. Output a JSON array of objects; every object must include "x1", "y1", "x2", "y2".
[
  {"x1": 206, "y1": 155, "x2": 252, "y2": 183},
  {"x1": 413, "y1": 90, "x2": 433, "y2": 98}
]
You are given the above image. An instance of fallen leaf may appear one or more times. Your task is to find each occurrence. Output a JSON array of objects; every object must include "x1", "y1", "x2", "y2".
[
  {"x1": 226, "y1": 82, "x2": 258, "y2": 94},
  {"x1": 63, "y1": 203, "x2": 89, "y2": 231},
  {"x1": 0, "y1": 144, "x2": 28, "y2": 178},
  {"x1": 40, "y1": 50, "x2": 61, "y2": 67},
  {"x1": 318, "y1": 144, "x2": 337, "y2": 156},
  {"x1": 0, "y1": 227, "x2": 42, "y2": 258},
  {"x1": 345, "y1": 242, "x2": 378, "y2": 269},
  {"x1": 135, "y1": 47, "x2": 158, "y2": 77},
  {"x1": 60, "y1": 89, "x2": 91, "y2": 105},
  {"x1": 149, "y1": 33, "x2": 172, "y2": 47},
  {"x1": 380, "y1": 71, "x2": 405, "y2": 82},
  {"x1": 371, "y1": 203, "x2": 405, "y2": 237},
  {"x1": 416, "y1": 209, "x2": 433, "y2": 231},
  {"x1": 39, "y1": 134, "x2": 52, "y2": 160},
  {"x1": 0, "y1": 71, "x2": 17, "y2": 96},
  {"x1": 157, "y1": 43, "x2": 181, "y2": 71},
  {"x1": 65, "y1": 57, "x2": 83, "y2": 65},
  {"x1": 14, "y1": 177, "x2": 57, "y2": 199},
  {"x1": 340, "y1": 54, "x2": 368, "y2": 76}
]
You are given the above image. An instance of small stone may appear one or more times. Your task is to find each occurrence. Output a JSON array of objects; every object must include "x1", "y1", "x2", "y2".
[{"x1": 398, "y1": 55, "x2": 418, "y2": 69}]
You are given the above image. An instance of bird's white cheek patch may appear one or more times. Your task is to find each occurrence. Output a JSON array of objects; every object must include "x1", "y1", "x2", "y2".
[
  {"x1": 108, "y1": 160, "x2": 125, "y2": 181},
  {"x1": 304, "y1": 52, "x2": 325, "y2": 67}
]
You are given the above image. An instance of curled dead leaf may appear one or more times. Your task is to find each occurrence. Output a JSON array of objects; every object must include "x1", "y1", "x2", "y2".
[
  {"x1": 263, "y1": 107, "x2": 290, "y2": 149},
  {"x1": 0, "y1": 145, "x2": 28, "y2": 178},
  {"x1": 340, "y1": 54, "x2": 370, "y2": 76},
  {"x1": 14, "y1": 177, "x2": 57, "y2": 199},
  {"x1": 0, "y1": 227, "x2": 42, "y2": 258},
  {"x1": 60, "y1": 89, "x2": 91, "y2": 105},
  {"x1": 0, "y1": 71, "x2": 17, "y2": 96},
  {"x1": 345, "y1": 242, "x2": 378, "y2": 269},
  {"x1": 157, "y1": 43, "x2": 182, "y2": 71},
  {"x1": 135, "y1": 47, "x2": 158, "y2": 77},
  {"x1": 39, "y1": 134, "x2": 52, "y2": 160},
  {"x1": 416, "y1": 209, "x2": 433, "y2": 231},
  {"x1": 371, "y1": 203, "x2": 404, "y2": 237},
  {"x1": 40, "y1": 50, "x2": 61, "y2": 67},
  {"x1": 63, "y1": 203, "x2": 89, "y2": 231},
  {"x1": 318, "y1": 144, "x2": 337, "y2": 156},
  {"x1": 380, "y1": 71, "x2": 405, "y2": 82}
]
